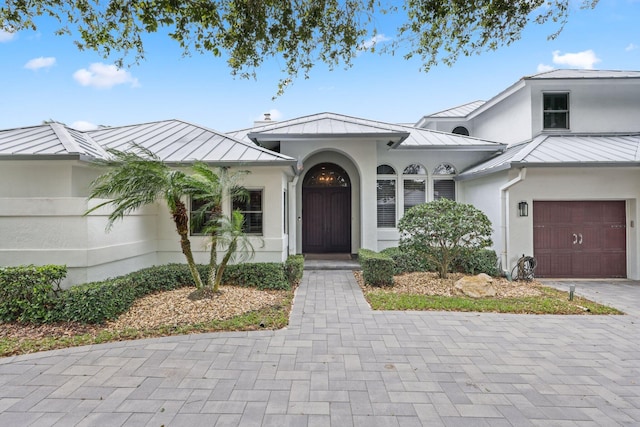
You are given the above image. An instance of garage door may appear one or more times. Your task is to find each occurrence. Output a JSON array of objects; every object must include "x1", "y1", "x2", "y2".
[{"x1": 533, "y1": 201, "x2": 626, "y2": 278}]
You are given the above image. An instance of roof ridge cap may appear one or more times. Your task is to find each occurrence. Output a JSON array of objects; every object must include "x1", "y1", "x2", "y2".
[
  {"x1": 511, "y1": 134, "x2": 548, "y2": 162},
  {"x1": 49, "y1": 123, "x2": 82, "y2": 154}
]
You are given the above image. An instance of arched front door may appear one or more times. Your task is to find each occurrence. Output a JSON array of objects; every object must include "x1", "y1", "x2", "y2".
[{"x1": 302, "y1": 163, "x2": 351, "y2": 253}]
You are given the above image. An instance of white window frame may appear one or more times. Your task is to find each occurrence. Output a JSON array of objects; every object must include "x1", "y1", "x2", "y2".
[
  {"x1": 543, "y1": 92, "x2": 570, "y2": 130},
  {"x1": 376, "y1": 164, "x2": 397, "y2": 228}
]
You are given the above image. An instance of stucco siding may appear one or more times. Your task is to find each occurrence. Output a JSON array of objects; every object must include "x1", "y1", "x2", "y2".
[
  {"x1": 472, "y1": 87, "x2": 532, "y2": 144},
  {"x1": 506, "y1": 167, "x2": 639, "y2": 279}
]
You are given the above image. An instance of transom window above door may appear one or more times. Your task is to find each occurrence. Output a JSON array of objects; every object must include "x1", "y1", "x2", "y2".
[{"x1": 303, "y1": 163, "x2": 350, "y2": 187}]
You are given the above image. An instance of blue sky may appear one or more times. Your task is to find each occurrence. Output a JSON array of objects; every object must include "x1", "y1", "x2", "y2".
[{"x1": 1, "y1": 1, "x2": 639, "y2": 132}]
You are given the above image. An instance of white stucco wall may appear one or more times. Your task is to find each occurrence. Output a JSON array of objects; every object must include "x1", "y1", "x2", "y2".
[
  {"x1": 1, "y1": 160, "x2": 292, "y2": 287},
  {"x1": 471, "y1": 86, "x2": 532, "y2": 144},
  {"x1": 463, "y1": 167, "x2": 640, "y2": 279}
]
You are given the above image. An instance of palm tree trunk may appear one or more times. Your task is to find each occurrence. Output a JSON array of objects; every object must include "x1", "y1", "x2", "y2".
[
  {"x1": 214, "y1": 239, "x2": 237, "y2": 293},
  {"x1": 173, "y1": 201, "x2": 204, "y2": 289},
  {"x1": 207, "y1": 205, "x2": 223, "y2": 291}
]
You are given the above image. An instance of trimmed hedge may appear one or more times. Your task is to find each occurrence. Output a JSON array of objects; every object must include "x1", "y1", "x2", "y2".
[
  {"x1": 358, "y1": 249, "x2": 394, "y2": 287},
  {"x1": 284, "y1": 255, "x2": 304, "y2": 287},
  {"x1": 0, "y1": 265, "x2": 66, "y2": 323},
  {"x1": 380, "y1": 247, "x2": 500, "y2": 277},
  {"x1": 380, "y1": 247, "x2": 435, "y2": 275},
  {"x1": 222, "y1": 262, "x2": 289, "y2": 290}
]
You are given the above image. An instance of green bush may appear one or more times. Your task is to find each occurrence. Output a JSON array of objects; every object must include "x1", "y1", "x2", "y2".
[
  {"x1": 380, "y1": 247, "x2": 435, "y2": 275},
  {"x1": 127, "y1": 264, "x2": 198, "y2": 297},
  {"x1": 358, "y1": 249, "x2": 394, "y2": 287},
  {"x1": 284, "y1": 255, "x2": 304, "y2": 287},
  {"x1": 453, "y1": 248, "x2": 500, "y2": 276},
  {"x1": 399, "y1": 199, "x2": 493, "y2": 278},
  {"x1": 0, "y1": 265, "x2": 67, "y2": 323},
  {"x1": 222, "y1": 262, "x2": 290, "y2": 290},
  {"x1": 55, "y1": 278, "x2": 138, "y2": 324}
]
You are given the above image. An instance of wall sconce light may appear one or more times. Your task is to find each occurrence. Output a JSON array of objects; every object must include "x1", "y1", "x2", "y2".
[
  {"x1": 296, "y1": 157, "x2": 304, "y2": 175},
  {"x1": 518, "y1": 201, "x2": 529, "y2": 217}
]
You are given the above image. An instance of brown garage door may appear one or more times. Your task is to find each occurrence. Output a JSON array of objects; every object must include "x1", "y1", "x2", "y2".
[{"x1": 533, "y1": 201, "x2": 626, "y2": 278}]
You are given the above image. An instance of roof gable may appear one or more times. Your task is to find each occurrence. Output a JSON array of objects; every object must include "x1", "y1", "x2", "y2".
[{"x1": 245, "y1": 112, "x2": 411, "y2": 143}]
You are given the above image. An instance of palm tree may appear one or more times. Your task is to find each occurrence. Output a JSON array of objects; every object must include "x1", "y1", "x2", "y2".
[
  {"x1": 210, "y1": 210, "x2": 258, "y2": 292},
  {"x1": 86, "y1": 144, "x2": 205, "y2": 289},
  {"x1": 185, "y1": 162, "x2": 249, "y2": 291}
]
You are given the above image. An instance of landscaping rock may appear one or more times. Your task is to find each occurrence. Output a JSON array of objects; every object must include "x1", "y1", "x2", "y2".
[{"x1": 454, "y1": 273, "x2": 497, "y2": 298}]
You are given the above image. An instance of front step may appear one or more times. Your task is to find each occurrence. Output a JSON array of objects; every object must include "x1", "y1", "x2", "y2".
[{"x1": 303, "y1": 254, "x2": 361, "y2": 271}]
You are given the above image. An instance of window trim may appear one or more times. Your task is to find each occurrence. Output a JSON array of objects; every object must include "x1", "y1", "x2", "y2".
[
  {"x1": 542, "y1": 92, "x2": 570, "y2": 130},
  {"x1": 402, "y1": 163, "x2": 427, "y2": 215},
  {"x1": 232, "y1": 188, "x2": 264, "y2": 236},
  {"x1": 377, "y1": 164, "x2": 397, "y2": 228},
  {"x1": 432, "y1": 163, "x2": 457, "y2": 201}
]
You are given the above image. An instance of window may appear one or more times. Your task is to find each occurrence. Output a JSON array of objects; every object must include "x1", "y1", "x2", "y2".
[
  {"x1": 233, "y1": 189, "x2": 263, "y2": 235},
  {"x1": 452, "y1": 126, "x2": 469, "y2": 136},
  {"x1": 403, "y1": 164, "x2": 426, "y2": 214},
  {"x1": 543, "y1": 93, "x2": 569, "y2": 129},
  {"x1": 433, "y1": 163, "x2": 456, "y2": 201},
  {"x1": 377, "y1": 164, "x2": 396, "y2": 228},
  {"x1": 190, "y1": 198, "x2": 211, "y2": 235}
]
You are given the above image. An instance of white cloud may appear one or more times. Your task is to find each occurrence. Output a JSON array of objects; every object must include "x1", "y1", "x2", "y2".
[
  {"x1": 625, "y1": 43, "x2": 638, "y2": 52},
  {"x1": 73, "y1": 63, "x2": 140, "y2": 89},
  {"x1": 537, "y1": 63, "x2": 555, "y2": 73},
  {"x1": 70, "y1": 120, "x2": 99, "y2": 131},
  {"x1": 24, "y1": 56, "x2": 56, "y2": 71},
  {"x1": 0, "y1": 29, "x2": 15, "y2": 42},
  {"x1": 359, "y1": 34, "x2": 392, "y2": 50},
  {"x1": 551, "y1": 49, "x2": 601, "y2": 69}
]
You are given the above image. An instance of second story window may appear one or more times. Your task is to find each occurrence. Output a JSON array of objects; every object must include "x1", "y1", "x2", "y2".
[{"x1": 543, "y1": 93, "x2": 569, "y2": 130}]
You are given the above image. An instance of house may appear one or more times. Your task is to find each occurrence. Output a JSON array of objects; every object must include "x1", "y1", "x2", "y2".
[
  {"x1": 417, "y1": 69, "x2": 640, "y2": 279},
  {"x1": 1, "y1": 69, "x2": 639, "y2": 285}
]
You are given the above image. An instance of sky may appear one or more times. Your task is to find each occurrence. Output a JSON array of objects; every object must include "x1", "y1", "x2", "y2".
[{"x1": 1, "y1": 1, "x2": 640, "y2": 133}]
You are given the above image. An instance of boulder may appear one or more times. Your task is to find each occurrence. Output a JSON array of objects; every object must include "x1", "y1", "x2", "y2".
[{"x1": 454, "y1": 273, "x2": 496, "y2": 298}]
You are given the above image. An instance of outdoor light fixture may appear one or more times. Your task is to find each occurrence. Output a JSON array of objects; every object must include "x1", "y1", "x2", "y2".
[{"x1": 518, "y1": 201, "x2": 529, "y2": 217}]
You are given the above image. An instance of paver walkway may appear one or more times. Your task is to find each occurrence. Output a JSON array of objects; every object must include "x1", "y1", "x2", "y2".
[{"x1": 1, "y1": 271, "x2": 639, "y2": 426}]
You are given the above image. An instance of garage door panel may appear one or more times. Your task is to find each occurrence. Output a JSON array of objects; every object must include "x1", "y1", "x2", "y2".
[{"x1": 533, "y1": 201, "x2": 626, "y2": 278}]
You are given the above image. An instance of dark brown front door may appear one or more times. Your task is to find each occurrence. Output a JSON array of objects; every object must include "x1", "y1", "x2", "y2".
[
  {"x1": 302, "y1": 163, "x2": 352, "y2": 253},
  {"x1": 533, "y1": 201, "x2": 626, "y2": 278}
]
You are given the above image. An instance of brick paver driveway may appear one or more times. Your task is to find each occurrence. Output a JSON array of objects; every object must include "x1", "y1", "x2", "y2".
[{"x1": 1, "y1": 271, "x2": 639, "y2": 426}]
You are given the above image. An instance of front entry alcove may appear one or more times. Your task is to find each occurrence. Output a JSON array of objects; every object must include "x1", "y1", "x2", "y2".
[{"x1": 302, "y1": 163, "x2": 351, "y2": 253}]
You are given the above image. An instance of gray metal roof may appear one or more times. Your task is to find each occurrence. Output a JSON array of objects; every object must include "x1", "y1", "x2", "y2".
[
  {"x1": 527, "y1": 69, "x2": 640, "y2": 80},
  {"x1": 395, "y1": 126, "x2": 505, "y2": 151},
  {"x1": 0, "y1": 119, "x2": 295, "y2": 165},
  {"x1": 230, "y1": 112, "x2": 503, "y2": 151},
  {"x1": 88, "y1": 119, "x2": 295, "y2": 165},
  {"x1": 244, "y1": 112, "x2": 411, "y2": 143},
  {"x1": 458, "y1": 133, "x2": 640, "y2": 180},
  {"x1": 0, "y1": 123, "x2": 107, "y2": 159},
  {"x1": 423, "y1": 100, "x2": 486, "y2": 119}
]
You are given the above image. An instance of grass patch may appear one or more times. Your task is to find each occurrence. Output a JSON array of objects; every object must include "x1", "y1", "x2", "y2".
[
  {"x1": 0, "y1": 294, "x2": 292, "y2": 358},
  {"x1": 365, "y1": 286, "x2": 622, "y2": 315}
]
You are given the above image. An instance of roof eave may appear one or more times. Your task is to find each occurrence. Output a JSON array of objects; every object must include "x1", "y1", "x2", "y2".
[
  {"x1": 165, "y1": 159, "x2": 298, "y2": 168},
  {"x1": 456, "y1": 162, "x2": 514, "y2": 181},
  {"x1": 248, "y1": 132, "x2": 410, "y2": 143},
  {"x1": 0, "y1": 154, "x2": 91, "y2": 161}
]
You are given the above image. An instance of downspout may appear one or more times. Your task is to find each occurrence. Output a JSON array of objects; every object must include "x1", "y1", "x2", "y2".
[{"x1": 499, "y1": 167, "x2": 527, "y2": 274}]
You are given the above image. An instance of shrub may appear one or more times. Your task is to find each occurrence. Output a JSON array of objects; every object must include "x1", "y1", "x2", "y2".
[
  {"x1": 399, "y1": 199, "x2": 493, "y2": 278},
  {"x1": 453, "y1": 248, "x2": 500, "y2": 276},
  {"x1": 127, "y1": 264, "x2": 198, "y2": 297},
  {"x1": 0, "y1": 265, "x2": 67, "y2": 323},
  {"x1": 222, "y1": 263, "x2": 290, "y2": 290},
  {"x1": 380, "y1": 247, "x2": 435, "y2": 275},
  {"x1": 358, "y1": 249, "x2": 394, "y2": 287},
  {"x1": 285, "y1": 255, "x2": 304, "y2": 287},
  {"x1": 55, "y1": 278, "x2": 138, "y2": 324}
]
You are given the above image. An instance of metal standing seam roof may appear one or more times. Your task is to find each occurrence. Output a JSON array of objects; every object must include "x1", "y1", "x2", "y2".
[
  {"x1": 244, "y1": 112, "x2": 411, "y2": 142},
  {"x1": 231, "y1": 112, "x2": 504, "y2": 151},
  {"x1": 88, "y1": 119, "x2": 296, "y2": 165},
  {"x1": 0, "y1": 123, "x2": 107, "y2": 159},
  {"x1": 423, "y1": 100, "x2": 486, "y2": 119},
  {"x1": 458, "y1": 133, "x2": 640, "y2": 180},
  {"x1": 527, "y1": 69, "x2": 640, "y2": 80}
]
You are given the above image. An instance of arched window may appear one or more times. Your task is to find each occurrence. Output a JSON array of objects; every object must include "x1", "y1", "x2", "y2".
[
  {"x1": 452, "y1": 126, "x2": 470, "y2": 136},
  {"x1": 303, "y1": 163, "x2": 350, "y2": 187},
  {"x1": 403, "y1": 164, "x2": 427, "y2": 214},
  {"x1": 376, "y1": 164, "x2": 396, "y2": 228},
  {"x1": 433, "y1": 163, "x2": 457, "y2": 201}
]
